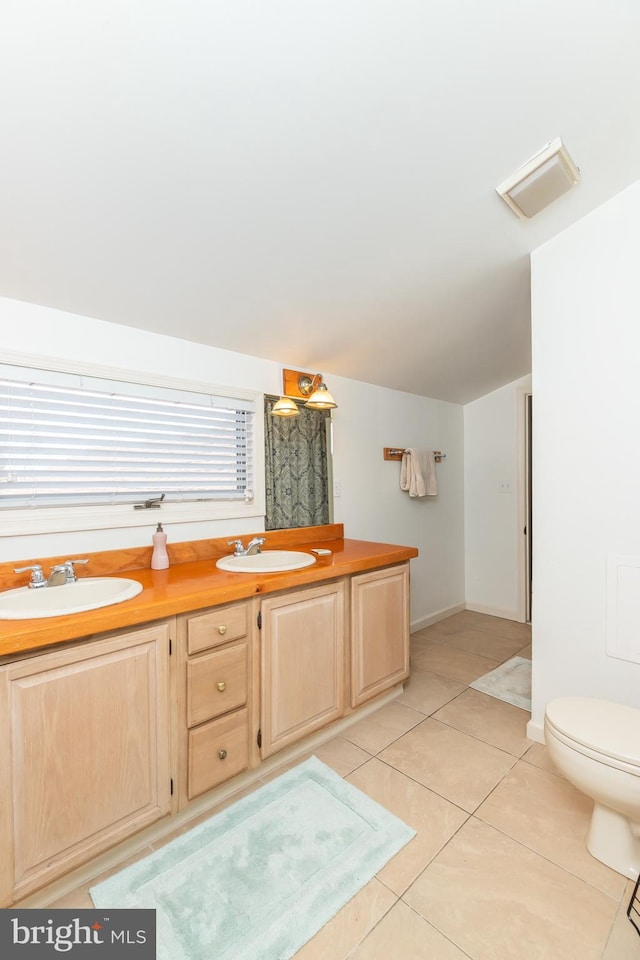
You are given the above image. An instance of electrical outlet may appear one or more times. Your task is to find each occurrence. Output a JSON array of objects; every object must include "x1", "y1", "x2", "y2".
[
  {"x1": 500, "y1": 480, "x2": 512, "y2": 492},
  {"x1": 333, "y1": 480, "x2": 341, "y2": 498}
]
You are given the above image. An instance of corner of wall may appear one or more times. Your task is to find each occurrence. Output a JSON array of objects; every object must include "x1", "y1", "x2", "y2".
[{"x1": 526, "y1": 717, "x2": 545, "y2": 744}]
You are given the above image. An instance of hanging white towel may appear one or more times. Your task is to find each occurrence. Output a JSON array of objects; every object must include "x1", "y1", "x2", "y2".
[{"x1": 400, "y1": 448, "x2": 438, "y2": 497}]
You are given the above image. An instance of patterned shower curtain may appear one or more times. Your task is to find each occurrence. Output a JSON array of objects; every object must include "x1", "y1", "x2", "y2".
[{"x1": 264, "y1": 397, "x2": 330, "y2": 530}]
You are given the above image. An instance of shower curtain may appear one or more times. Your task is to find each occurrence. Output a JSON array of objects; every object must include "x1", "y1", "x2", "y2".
[{"x1": 264, "y1": 397, "x2": 330, "y2": 530}]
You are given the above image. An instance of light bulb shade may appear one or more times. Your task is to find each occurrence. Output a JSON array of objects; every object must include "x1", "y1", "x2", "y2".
[
  {"x1": 270, "y1": 396, "x2": 300, "y2": 417},
  {"x1": 304, "y1": 384, "x2": 337, "y2": 409}
]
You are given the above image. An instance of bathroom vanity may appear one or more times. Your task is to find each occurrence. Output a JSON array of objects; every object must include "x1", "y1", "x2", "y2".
[{"x1": 0, "y1": 524, "x2": 417, "y2": 905}]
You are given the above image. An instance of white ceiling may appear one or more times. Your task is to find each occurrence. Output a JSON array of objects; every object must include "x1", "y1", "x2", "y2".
[{"x1": 1, "y1": 2, "x2": 639, "y2": 403}]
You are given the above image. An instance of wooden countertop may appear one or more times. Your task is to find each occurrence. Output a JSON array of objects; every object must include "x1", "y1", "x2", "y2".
[{"x1": 0, "y1": 525, "x2": 418, "y2": 659}]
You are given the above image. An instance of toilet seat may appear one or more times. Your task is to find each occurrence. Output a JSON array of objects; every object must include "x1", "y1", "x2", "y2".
[{"x1": 545, "y1": 697, "x2": 640, "y2": 768}]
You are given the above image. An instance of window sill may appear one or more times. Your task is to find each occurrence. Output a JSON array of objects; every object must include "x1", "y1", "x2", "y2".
[{"x1": 0, "y1": 500, "x2": 266, "y2": 537}]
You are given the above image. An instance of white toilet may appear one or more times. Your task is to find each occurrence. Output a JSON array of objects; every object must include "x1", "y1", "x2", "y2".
[{"x1": 544, "y1": 697, "x2": 640, "y2": 878}]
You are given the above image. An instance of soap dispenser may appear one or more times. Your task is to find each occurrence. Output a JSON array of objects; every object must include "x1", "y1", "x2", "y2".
[{"x1": 151, "y1": 522, "x2": 169, "y2": 570}]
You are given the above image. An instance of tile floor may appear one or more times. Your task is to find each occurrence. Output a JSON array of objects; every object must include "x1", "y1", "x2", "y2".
[{"x1": 50, "y1": 610, "x2": 640, "y2": 959}]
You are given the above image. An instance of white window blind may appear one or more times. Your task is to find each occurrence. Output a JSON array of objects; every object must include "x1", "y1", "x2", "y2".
[{"x1": 0, "y1": 368, "x2": 255, "y2": 509}]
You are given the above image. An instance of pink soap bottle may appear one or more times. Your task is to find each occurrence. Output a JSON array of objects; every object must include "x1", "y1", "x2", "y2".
[{"x1": 151, "y1": 522, "x2": 169, "y2": 570}]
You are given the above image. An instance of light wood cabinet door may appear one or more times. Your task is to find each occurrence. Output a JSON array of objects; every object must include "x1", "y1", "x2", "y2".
[
  {"x1": 351, "y1": 564, "x2": 410, "y2": 707},
  {"x1": 260, "y1": 581, "x2": 345, "y2": 758},
  {"x1": 0, "y1": 622, "x2": 172, "y2": 905}
]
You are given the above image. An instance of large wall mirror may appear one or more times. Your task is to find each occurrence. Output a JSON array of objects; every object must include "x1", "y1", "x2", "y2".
[{"x1": 264, "y1": 396, "x2": 334, "y2": 529}]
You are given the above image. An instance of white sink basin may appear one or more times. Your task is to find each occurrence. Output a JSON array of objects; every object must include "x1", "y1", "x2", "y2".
[
  {"x1": 0, "y1": 577, "x2": 144, "y2": 620},
  {"x1": 216, "y1": 551, "x2": 317, "y2": 573}
]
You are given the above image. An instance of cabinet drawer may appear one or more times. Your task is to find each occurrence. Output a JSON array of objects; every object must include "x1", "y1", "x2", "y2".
[
  {"x1": 187, "y1": 603, "x2": 249, "y2": 655},
  {"x1": 188, "y1": 708, "x2": 249, "y2": 799},
  {"x1": 186, "y1": 642, "x2": 248, "y2": 727}
]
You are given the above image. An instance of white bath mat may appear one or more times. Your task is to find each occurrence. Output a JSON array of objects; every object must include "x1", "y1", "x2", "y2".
[{"x1": 470, "y1": 655, "x2": 531, "y2": 711}]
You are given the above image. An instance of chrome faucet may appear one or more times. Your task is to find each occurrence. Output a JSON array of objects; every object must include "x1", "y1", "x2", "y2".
[
  {"x1": 14, "y1": 559, "x2": 89, "y2": 588},
  {"x1": 226, "y1": 537, "x2": 266, "y2": 558},
  {"x1": 47, "y1": 559, "x2": 89, "y2": 586}
]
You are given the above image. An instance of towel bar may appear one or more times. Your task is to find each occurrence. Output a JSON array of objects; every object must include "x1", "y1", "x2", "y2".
[{"x1": 383, "y1": 447, "x2": 446, "y2": 463}]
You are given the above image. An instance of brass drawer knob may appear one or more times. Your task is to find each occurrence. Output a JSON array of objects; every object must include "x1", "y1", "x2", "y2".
[
  {"x1": 216, "y1": 681, "x2": 226, "y2": 692},
  {"x1": 217, "y1": 624, "x2": 227, "y2": 635},
  {"x1": 218, "y1": 748, "x2": 227, "y2": 760}
]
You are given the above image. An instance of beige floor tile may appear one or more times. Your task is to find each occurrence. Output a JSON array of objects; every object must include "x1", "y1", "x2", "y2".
[
  {"x1": 404, "y1": 817, "x2": 618, "y2": 960},
  {"x1": 476, "y1": 760, "x2": 626, "y2": 900},
  {"x1": 421, "y1": 611, "x2": 482, "y2": 635},
  {"x1": 433, "y1": 687, "x2": 531, "y2": 757},
  {"x1": 410, "y1": 642, "x2": 500, "y2": 685},
  {"x1": 379, "y1": 718, "x2": 516, "y2": 813},
  {"x1": 292, "y1": 878, "x2": 396, "y2": 960},
  {"x1": 347, "y1": 758, "x2": 468, "y2": 896},
  {"x1": 351, "y1": 899, "x2": 469, "y2": 960},
  {"x1": 441, "y1": 627, "x2": 527, "y2": 664},
  {"x1": 453, "y1": 611, "x2": 532, "y2": 644},
  {"x1": 344, "y1": 701, "x2": 424, "y2": 754},
  {"x1": 409, "y1": 630, "x2": 452, "y2": 653},
  {"x1": 411, "y1": 624, "x2": 458, "y2": 644},
  {"x1": 312, "y1": 736, "x2": 372, "y2": 776},
  {"x1": 522, "y1": 740, "x2": 565, "y2": 777},
  {"x1": 410, "y1": 626, "x2": 438, "y2": 642},
  {"x1": 603, "y1": 879, "x2": 640, "y2": 959},
  {"x1": 397, "y1": 667, "x2": 466, "y2": 716},
  {"x1": 258, "y1": 739, "x2": 371, "y2": 786}
]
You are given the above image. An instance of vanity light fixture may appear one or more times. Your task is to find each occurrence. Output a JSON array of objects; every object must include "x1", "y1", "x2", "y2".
[
  {"x1": 496, "y1": 138, "x2": 580, "y2": 219},
  {"x1": 270, "y1": 368, "x2": 338, "y2": 416}
]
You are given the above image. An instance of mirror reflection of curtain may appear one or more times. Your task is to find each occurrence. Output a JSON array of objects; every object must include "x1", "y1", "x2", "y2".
[{"x1": 264, "y1": 397, "x2": 330, "y2": 530}]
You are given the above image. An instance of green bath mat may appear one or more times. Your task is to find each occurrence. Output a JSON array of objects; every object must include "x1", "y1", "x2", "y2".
[
  {"x1": 470, "y1": 655, "x2": 532, "y2": 711},
  {"x1": 90, "y1": 755, "x2": 415, "y2": 960}
]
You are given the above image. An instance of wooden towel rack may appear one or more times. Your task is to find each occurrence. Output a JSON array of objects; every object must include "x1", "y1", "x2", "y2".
[{"x1": 383, "y1": 447, "x2": 446, "y2": 463}]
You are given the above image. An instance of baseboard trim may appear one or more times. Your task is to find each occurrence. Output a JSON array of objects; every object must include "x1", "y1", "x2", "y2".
[
  {"x1": 411, "y1": 602, "x2": 466, "y2": 633},
  {"x1": 465, "y1": 601, "x2": 525, "y2": 624},
  {"x1": 526, "y1": 718, "x2": 545, "y2": 744}
]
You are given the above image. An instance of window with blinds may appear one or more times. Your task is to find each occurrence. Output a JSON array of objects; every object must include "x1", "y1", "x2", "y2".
[{"x1": 0, "y1": 366, "x2": 256, "y2": 509}]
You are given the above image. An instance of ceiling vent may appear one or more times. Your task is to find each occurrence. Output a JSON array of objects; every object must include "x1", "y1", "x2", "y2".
[{"x1": 496, "y1": 138, "x2": 580, "y2": 219}]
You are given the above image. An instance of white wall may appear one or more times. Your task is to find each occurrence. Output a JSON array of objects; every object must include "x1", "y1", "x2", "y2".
[
  {"x1": 464, "y1": 374, "x2": 531, "y2": 621},
  {"x1": 529, "y1": 177, "x2": 640, "y2": 738},
  {"x1": 0, "y1": 296, "x2": 465, "y2": 629},
  {"x1": 333, "y1": 376, "x2": 466, "y2": 627}
]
